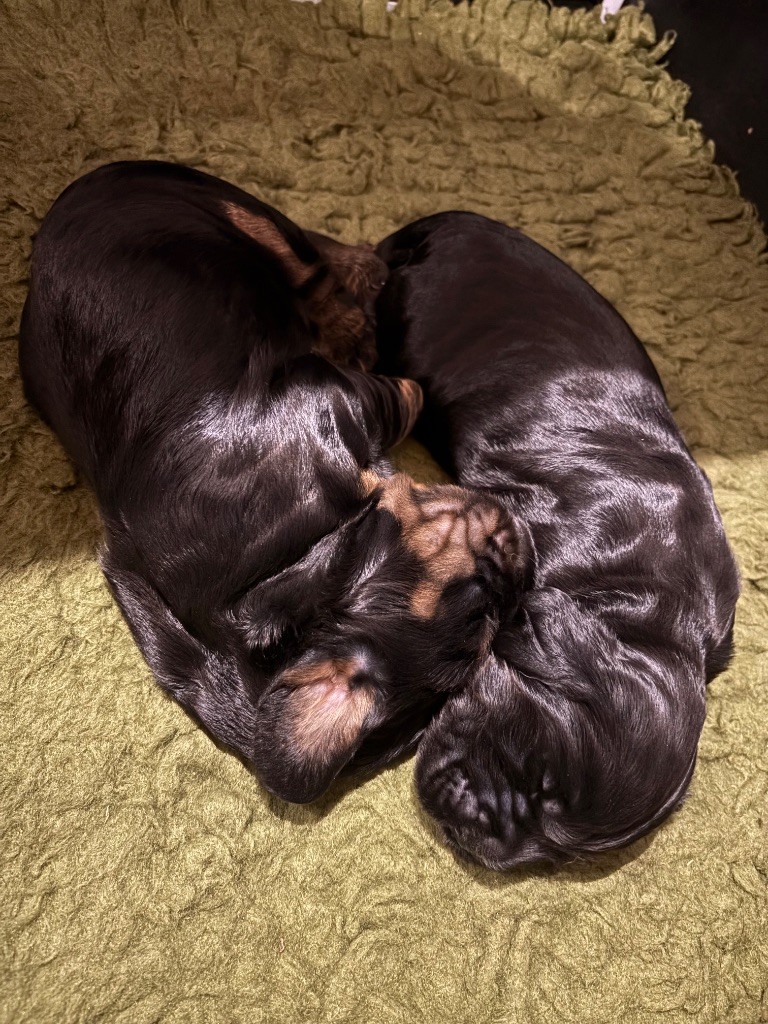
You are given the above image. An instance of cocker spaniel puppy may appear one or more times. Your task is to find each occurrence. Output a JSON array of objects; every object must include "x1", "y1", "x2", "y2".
[
  {"x1": 375, "y1": 211, "x2": 740, "y2": 868},
  {"x1": 19, "y1": 167, "x2": 516, "y2": 803}
]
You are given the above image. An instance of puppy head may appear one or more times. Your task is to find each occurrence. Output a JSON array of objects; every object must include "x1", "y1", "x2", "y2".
[
  {"x1": 305, "y1": 231, "x2": 388, "y2": 317},
  {"x1": 250, "y1": 475, "x2": 534, "y2": 803},
  {"x1": 368, "y1": 473, "x2": 533, "y2": 619},
  {"x1": 252, "y1": 650, "x2": 383, "y2": 802},
  {"x1": 416, "y1": 587, "x2": 705, "y2": 869},
  {"x1": 304, "y1": 235, "x2": 389, "y2": 371},
  {"x1": 222, "y1": 201, "x2": 386, "y2": 371}
]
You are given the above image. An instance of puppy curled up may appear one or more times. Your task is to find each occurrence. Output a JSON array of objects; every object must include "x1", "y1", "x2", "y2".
[
  {"x1": 375, "y1": 212, "x2": 740, "y2": 869},
  {"x1": 19, "y1": 162, "x2": 520, "y2": 804}
]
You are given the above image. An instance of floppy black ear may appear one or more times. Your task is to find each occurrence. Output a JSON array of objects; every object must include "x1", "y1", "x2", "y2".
[
  {"x1": 418, "y1": 591, "x2": 708, "y2": 868},
  {"x1": 253, "y1": 655, "x2": 382, "y2": 803},
  {"x1": 100, "y1": 544, "x2": 260, "y2": 764}
]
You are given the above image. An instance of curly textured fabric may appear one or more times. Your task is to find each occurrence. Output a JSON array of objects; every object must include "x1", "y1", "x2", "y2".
[{"x1": 1, "y1": 2, "x2": 766, "y2": 1022}]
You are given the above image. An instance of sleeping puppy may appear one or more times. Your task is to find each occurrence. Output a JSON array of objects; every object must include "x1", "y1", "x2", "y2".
[
  {"x1": 375, "y1": 212, "x2": 740, "y2": 868},
  {"x1": 19, "y1": 164, "x2": 518, "y2": 804}
]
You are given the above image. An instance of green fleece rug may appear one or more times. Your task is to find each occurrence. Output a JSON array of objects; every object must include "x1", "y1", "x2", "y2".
[{"x1": 1, "y1": 1, "x2": 766, "y2": 1021}]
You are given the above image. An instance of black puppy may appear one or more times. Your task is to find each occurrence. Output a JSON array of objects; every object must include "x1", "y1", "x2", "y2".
[
  {"x1": 19, "y1": 165, "x2": 517, "y2": 803},
  {"x1": 375, "y1": 212, "x2": 740, "y2": 868}
]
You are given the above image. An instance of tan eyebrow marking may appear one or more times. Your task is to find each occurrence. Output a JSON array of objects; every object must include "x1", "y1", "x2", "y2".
[{"x1": 360, "y1": 468, "x2": 383, "y2": 495}]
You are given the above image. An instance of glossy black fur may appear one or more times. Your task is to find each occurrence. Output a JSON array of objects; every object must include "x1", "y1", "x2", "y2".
[
  {"x1": 375, "y1": 212, "x2": 740, "y2": 868},
  {"x1": 18, "y1": 164, "x2": 511, "y2": 804}
]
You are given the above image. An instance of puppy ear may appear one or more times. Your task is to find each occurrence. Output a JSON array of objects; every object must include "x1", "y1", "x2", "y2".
[
  {"x1": 253, "y1": 655, "x2": 380, "y2": 803},
  {"x1": 221, "y1": 202, "x2": 379, "y2": 370},
  {"x1": 100, "y1": 543, "x2": 260, "y2": 762}
]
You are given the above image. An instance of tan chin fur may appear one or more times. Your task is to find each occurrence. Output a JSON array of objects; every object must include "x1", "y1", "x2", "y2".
[{"x1": 280, "y1": 657, "x2": 375, "y2": 762}]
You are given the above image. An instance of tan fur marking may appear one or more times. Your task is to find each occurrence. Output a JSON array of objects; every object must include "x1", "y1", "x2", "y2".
[
  {"x1": 397, "y1": 378, "x2": 424, "y2": 436},
  {"x1": 305, "y1": 232, "x2": 388, "y2": 304},
  {"x1": 410, "y1": 579, "x2": 445, "y2": 619},
  {"x1": 377, "y1": 474, "x2": 510, "y2": 618},
  {"x1": 281, "y1": 658, "x2": 374, "y2": 761},
  {"x1": 360, "y1": 468, "x2": 383, "y2": 496}
]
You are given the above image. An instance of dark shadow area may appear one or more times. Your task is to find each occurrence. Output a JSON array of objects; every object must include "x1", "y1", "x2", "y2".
[{"x1": 264, "y1": 742, "x2": 422, "y2": 826}]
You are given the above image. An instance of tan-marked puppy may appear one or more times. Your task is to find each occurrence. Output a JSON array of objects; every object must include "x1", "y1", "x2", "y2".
[{"x1": 19, "y1": 163, "x2": 526, "y2": 803}]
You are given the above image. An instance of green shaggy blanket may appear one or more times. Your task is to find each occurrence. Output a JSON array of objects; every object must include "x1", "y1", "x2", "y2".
[{"x1": 1, "y1": 2, "x2": 766, "y2": 1021}]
